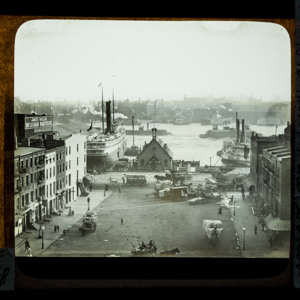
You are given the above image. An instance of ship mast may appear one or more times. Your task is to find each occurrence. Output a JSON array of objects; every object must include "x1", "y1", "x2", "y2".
[
  {"x1": 132, "y1": 115, "x2": 135, "y2": 147},
  {"x1": 102, "y1": 86, "x2": 104, "y2": 133},
  {"x1": 112, "y1": 89, "x2": 115, "y2": 124}
]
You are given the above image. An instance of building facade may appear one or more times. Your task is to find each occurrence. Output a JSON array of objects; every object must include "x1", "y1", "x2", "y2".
[
  {"x1": 14, "y1": 147, "x2": 46, "y2": 236},
  {"x1": 45, "y1": 148, "x2": 56, "y2": 217},
  {"x1": 136, "y1": 129, "x2": 173, "y2": 171}
]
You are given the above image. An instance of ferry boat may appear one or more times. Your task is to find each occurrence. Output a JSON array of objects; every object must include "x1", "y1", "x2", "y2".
[
  {"x1": 220, "y1": 140, "x2": 251, "y2": 167},
  {"x1": 199, "y1": 123, "x2": 254, "y2": 139},
  {"x1": 173, "y1": 116, "x2": 191, "y2": 125},
  {"x1": 86, "y1": 101, "x2": 127, "y2": 170},
  {"x1": 126, "y1": 125, "x2": 171, "y2": 136}
]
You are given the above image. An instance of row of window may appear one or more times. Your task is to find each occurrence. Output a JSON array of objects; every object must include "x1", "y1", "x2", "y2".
[{"x1": 17, "y1": 155, "x2": 45, "y2": 171}]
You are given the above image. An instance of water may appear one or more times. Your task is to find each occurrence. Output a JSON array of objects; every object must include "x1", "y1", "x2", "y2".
[{"x1": 123, "y1": 122, "x2": 287, "y2": 167}]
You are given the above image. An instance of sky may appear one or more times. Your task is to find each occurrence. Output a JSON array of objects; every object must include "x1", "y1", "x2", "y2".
[{"x1": 14, "y1": 20, "x2": 291, "y2": 103}]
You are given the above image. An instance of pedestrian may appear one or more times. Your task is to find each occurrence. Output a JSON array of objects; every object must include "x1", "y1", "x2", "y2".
[
  {"x1": 57, "y1": 225, "x2": 59, "y2": 232},
  {"x1": 25, "y1": 247, "x2": 32, "y2": 257},
  {"x1": 218, "y1": 206, "x2": 222, "y2": 215},
  {"x1": 242, "y1": 193, "x2": 245, "y2": 201},
  {"x1": 63, "y1": 229, "x2": 66, "y2": 236},
  {"x1": 254, "y1": 224, "x2": 257, "y2": 235},
  {"x1": 121, "y1": 218, "x2": 123, "y2": 225},
  {"x1": 54, "y1": 225, "x2": 57, "y2": 232},
  {"x1": 122, "y1": 175, "x2": 125, "y2": 184},
  {"x1": 25, "y1": 239, "x2": 30, "y2": 250}
]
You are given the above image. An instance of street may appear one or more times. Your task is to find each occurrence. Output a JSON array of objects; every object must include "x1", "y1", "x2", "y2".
[{"x1": 38, "y1": 172, "x2": 242, "y2": 257}]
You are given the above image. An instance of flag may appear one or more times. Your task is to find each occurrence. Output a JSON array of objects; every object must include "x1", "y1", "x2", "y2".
[{"x1": 98, "y1": 82, "x2": 102, "y2": 87}]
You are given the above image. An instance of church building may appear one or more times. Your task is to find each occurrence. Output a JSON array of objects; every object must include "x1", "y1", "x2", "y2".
[{"x1": 136, "y1": 128, "x2": 173, "y2": 171}]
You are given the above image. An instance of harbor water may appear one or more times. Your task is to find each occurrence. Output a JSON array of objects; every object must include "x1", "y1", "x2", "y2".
[{"x1": 123, "y1": 122, "x2": 287, "y2": 167}]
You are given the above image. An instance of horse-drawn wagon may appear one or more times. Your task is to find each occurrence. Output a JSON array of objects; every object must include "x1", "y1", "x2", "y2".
[
  {"x1": 131, "y1": 240, "x2": 157, "y2": 257},
  {"x1": 79, "y1": 210, "x2": 97, "y2": 236},
  {"x1": 202, "y1": 219, "x2": 223, "y2": 246}
]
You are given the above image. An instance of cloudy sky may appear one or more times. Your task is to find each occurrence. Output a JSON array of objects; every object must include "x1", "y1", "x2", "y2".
[{"x1": 14, "y1": 20, "x2": 291, "y2": 103}]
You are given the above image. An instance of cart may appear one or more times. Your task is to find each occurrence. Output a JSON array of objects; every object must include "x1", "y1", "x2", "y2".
[
  {"x1": 202, "y1": 219, "x2": 223, "y2": 246},
  {"x1": 79, "y1": 210, "x2": 97, "y2": 236}
]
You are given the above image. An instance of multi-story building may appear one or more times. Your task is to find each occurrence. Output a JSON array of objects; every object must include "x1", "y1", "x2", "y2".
[
  {"x1": 54, "y1": 145, "x2": 66, "y2": 210},
  {"x1": 14, "y1": 146, "x2": 46, "y2": 236},
  {"x1": 53, "y1": 133, "x2": 87, "y2": 204},
  {"x1": 45, "y1": 147, "x2": 57, "y2": 217},
  {"x1": 256, "y1": 144, "x2": 291, "y2": 245}
]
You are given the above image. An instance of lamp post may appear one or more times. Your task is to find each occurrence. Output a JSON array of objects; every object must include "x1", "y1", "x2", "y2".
[
  {"x1": 233, "y1": 199, "x2": 236, "y2": 216},
  {"x1": 242, "y1": 226, "x2": 246, "y2": 251},
  {"x1": 41, "y1": 225, "x2": 45, "y2": 249}
]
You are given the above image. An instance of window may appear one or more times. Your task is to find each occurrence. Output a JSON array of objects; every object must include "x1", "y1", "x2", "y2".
[
  {"x1": 63, "y1": 163, "x2": 65, "y2": 172},
  {"x1": 66, "y1": 147, "x2": 68, "y2": 156},
  {"x1": 69, "y1": 146, "x2": 71, "y2": 155},
  {"x1": 31, "y1": 191, "x2": 33, "y2": 202},
  {"x1": 47, "y1": 185, "x2": 48, "y2": 198},
  {"x1": 60, "y1": 179, "x2": 62, "y2": 189},
  {"x1": 69, "y1": 174, "x2": 71, "y2": 186},
  {"x1": 50, "y1": 168, "x2": 52, "y2": 178},
  {"x1": 84, "y1": 167, "x2": 86, "y2": 174},
  {"x1": 62, "y1": 152, "x2": 64, "y2": 159},
  {"x1": 35, "y1": 189, "x2": 38, "y2": 200},
  {"x1": 25, "y1": 159, "x2": 28, "y2": 168},
  {"x1": 57, "y1": 180, "x2": 59, "y2": 191},
  {"x1": 50, "y1": 183, "x2": 52, "y2": 196},
  {"x1": 25, "y1": 193, "x2": 29, "y2": 205},
  {"x1": 69, "y1": 160, "x2": 71, "y2": 169},
  {"x1": 57, "y1": 153, "x2": 58, "y2": 160},
  {"x1": 22, "y1": 195, "x2": 24, "y2": 207},
  {"x1": 53, "y1": 166, "x2": 55, "y2": 176},
  {"x1": 21, "y1": 177, "x2": 24, "y2": 187},
  {"x1": 34, "y1": 157, "x2": 37, "y2": 166},
  {"x1": 60, "y1": 164, "x2": 62, "y2": 173},
  {"x1": 30, "y1": 158, "x2": 32, "y2": 167},
  {"x1": 77, "y1": 144, "x2": 79, "y2": 152},
  {"x1": 77, "y1": 157, "x2": 79, "y2": 165},
  {"x1": 66, "y1": 176, "x2": 68, "y2": 185},
  {"x1": 84, "y1": 155, "x2": 86, "y2": 163},
  {"x1": 60, "y1": 152, "x2": 62, "y2": 160},
  {"x1": 84, "y1": 142, "x2": 86, "y2": 149},
  {"x1": 30, "y1": 174, "x2": 33, "y2": 183},
  {"x1": 46, "y1": 169, "x2": 48, "y2": 179},
  {"x1": 21, "y1": 160, "x2": 24, "y2": 169}
]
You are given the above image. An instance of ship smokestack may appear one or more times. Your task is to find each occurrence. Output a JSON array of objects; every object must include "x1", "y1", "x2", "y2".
[
  {"x1": 241, "y1": 119, "x2": 245, "y2": 143},
  {"x1": 106, "y1": 101, "x2": 111, "y2": 133},
  {"x1": 236, "y1": 119, "x2": 240, "y2": 143},
  {"x1": 152, "y1": 128, "x2": 157, "y2": 140}
]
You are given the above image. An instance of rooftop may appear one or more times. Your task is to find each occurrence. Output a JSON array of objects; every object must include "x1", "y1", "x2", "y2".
[{"x1": 14, "y1": 146, "x2": 45, "y2": 157}]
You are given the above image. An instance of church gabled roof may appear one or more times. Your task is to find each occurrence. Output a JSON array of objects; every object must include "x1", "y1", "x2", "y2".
[{"x1": 136, "y1": 136, "x2": 173, "y2": 160}]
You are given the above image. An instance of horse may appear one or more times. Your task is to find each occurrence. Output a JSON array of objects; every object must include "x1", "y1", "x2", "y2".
[
  {"x1": 159, "y1": 248, "x2": 180, "y2": 257},
  {"x1": 108, "y1": 177, "x2": 118, "y2": 185},
  {"x1": 154, "y1": 175, "x2": 166, "y2": 182}
]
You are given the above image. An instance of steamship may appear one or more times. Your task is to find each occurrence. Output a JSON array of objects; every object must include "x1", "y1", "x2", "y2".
[
  {"x1": 199, "y1": 113, "x2": 260, "y2": 139},
  {"x1": 86, "y1": 100, "x2": 127, "y2": 170}
]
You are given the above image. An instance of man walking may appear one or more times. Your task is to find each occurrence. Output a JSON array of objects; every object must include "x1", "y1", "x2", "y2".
[
  {"x1": 254, "y1": 224, "x2": 257, "y2": 235},
  {"x1": 54, "y1": 225, "x2": 57, "y2": 232},
  {"x1": 25, "y1": 239, "x2": 30, "y2": 250},
  {"x1": 121, "y1": 218, "x2": 123, "y2": 225}
]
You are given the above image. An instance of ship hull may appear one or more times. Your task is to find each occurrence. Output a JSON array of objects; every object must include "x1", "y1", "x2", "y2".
[
  {"x1": 200, "y1": 130, "x2": 254, "y2": 139},
  {"x1": 126, "y1": 130, "x2": 170, "y2": 135},
  {"x1": 221, "y1": 156, "x2": 250, "y2": 167}
]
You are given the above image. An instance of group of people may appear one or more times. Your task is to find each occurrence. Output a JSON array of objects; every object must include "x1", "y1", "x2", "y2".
[{"x1": 54, "y1": 225, "x2": 60, "y2": 232}]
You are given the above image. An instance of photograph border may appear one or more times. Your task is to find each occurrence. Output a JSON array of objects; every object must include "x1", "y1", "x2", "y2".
[{"x1": 0, "y1": 11, "x2": 296, "y2": 289}]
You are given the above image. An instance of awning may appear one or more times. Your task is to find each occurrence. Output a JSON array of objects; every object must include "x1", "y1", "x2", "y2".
[{"x1": 264, "y1": 214, "x2": 290, "y2": 231}]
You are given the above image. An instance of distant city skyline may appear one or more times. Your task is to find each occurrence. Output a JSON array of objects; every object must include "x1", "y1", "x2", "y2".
[{"x1": 15, "y1": 20, "x2": 291, "y2": 103}]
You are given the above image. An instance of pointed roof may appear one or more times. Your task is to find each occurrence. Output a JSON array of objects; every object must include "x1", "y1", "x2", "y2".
[{"x1": 137, "y1": 136, "x2": 173, "y2": 160}]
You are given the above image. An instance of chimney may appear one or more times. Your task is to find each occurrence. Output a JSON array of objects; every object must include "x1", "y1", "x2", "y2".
[
  {"x1": 14, "y1": 127, "x2": 18, "y2": 150},
  {"x1": 106, "y1": 101, "x2": 111, "y2": 133}
]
